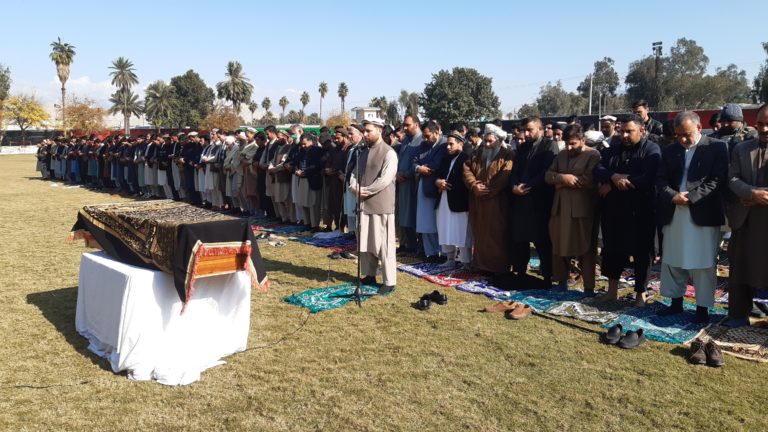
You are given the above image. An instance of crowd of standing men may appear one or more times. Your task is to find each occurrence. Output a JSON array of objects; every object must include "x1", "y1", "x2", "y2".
[{"x1": 35, "y1": 101, "x2": 768, "y2": 326}]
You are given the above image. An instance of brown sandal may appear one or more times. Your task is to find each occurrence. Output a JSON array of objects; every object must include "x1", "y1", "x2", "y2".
[{"x1": 505, "y1": 303, "x2": 532, "y2": 320}]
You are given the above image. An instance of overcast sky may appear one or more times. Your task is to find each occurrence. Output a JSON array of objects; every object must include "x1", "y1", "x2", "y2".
[{"x1": 2, "y1": 0, "x2": 767, "y2": 127}]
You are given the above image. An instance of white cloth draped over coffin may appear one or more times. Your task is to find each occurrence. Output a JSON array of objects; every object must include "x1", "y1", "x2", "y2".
[{"x1": 75, "y1": 252, "x2": 251, "y2": 385}]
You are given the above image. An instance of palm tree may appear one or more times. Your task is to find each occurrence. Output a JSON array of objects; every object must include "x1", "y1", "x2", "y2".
[
  {"x1": 398, "y1": 90, "x2": 410, "y2": 116},
  {"x1": 144, "y1": 80, "x2": 177, "y2": 132},
  {"x1": 49, "y1": 37, "x2": 75, "y2": 134},
  {"x1": 299, "y1": 91, "x2": 310, "y2": 122},
  {"x1": 109, "y1": 57, "x2": 139, "y2": 133},
  {"x1": 318, "y1": 81, "x2": 328, "y2": 124},
  {"x1": 278, "y1": 96, "x2": 289, "y2": 123},
  {"x1": 215, "y1": 60, "x2": 253, "y2": 115},
  {"x1": 248, "y1": 101, "x2": 258, "y2": 124},
  {"x1": 109, "y1": 88, "x2": 143, "y2": 134},
  {"x1": 337, "y1": 82, "x2": 348, "y2": 113},
  {"x1": 261, "y1": 97, "x2": 271, "y2": 113}
]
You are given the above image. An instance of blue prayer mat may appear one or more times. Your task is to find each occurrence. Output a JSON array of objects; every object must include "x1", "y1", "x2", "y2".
[
  {"x1": 397, "y1": 262, "x2": 448, "y2": 278},
  {"x1": 602, "y1": 301, "x2": 727, "y2": 344},
  {"x1": 454, "y1": 280, "x2": 514, "y2": 300},
  {"x1": 283, "y1": 283, "x2": 386, "y2": 313}
]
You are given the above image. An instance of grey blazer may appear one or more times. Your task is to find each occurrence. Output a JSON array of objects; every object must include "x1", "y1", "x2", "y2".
[{"x1": 727, "y1": 138, "x2": 766, "y2": 230}]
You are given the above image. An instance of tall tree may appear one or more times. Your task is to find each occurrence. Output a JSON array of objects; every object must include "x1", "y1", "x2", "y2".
[
  {"x1": 108, "y1": 56, "x2": 139, "y2": 134},
  {"x1": 49, "y1": 37, "x2": 76, "y2": 135},
  {"x1": 261, "y1": 97, "x2": 272, "y2": 114},
  {"x1": 421, "y1": 67, "x2": 501, "y2": 126},
  {"x1": 108, "y1": 88, "x2": 143, "y2": 134},
  {"x1": 144, "y1": 80, "x2": 178, "y2": 132},
  {"x1": 215, "y1": 60, "x2": 253, "y2": 115},
  {"x1": 63, "y1": 96, "x2": 107, "y2": 134},
  {"x1": 625, "y1": 38, "x2": 749, "y2": 110},
  {"x1": 337, "y1": 82, "x2": 348, "y2": 113},
  {"x1": 318, "y1": 81, "x2": 328, "y2": 124},
  {"x1": 204, "y1": 103, "x2": 240, "y2": 131},
  {"x1": 300, "y1": 91, "x2": 310, "y2": 122},
  {"x1": 517, "y1": 81, "x2": 585, "y2": 118},
  {"x1": 577, "y1": 57, "x2": 619, "y2": 113},
  {"x1": 278, "y1": 96, "x2": 289, "y2": 123},
  {"x1": 398, "y1": 90, "x2": 410, "y2": 117},
  {"x1": 0, "y1": 64, "x2": 10, "y2": 144},
  {"x1": 3, "y1": 95, "x2": 49, "y2": 145},
  {"x1": 754, "y1": 42, "x2": 768, "y2": 103},
  {"x1": 369, "y1": 96, "x2": 399, "y2": 125},
  {"x1": 248, "y1": 101, "x2": 258, "y2": 124},
  {"x1": 169, "y1": 70, "x2": 215, "y2": 129}
]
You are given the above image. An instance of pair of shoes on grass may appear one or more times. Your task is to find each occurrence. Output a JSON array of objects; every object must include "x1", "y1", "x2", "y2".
[
  {"x1": 484, "y1": 301, "x2": 532, "y2": 320},
  {"x1": 602, "y1": 324, "x2": 646, "y2": 349},
  {"x1": 415, "y1": 290, "x2": 448, "y2": 311},
  {"x1": 688, "y1": 338, "x2": 724, "y2": 368}
]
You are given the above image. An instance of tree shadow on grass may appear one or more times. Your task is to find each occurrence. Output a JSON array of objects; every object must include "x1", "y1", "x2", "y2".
[
  {"x1": 262, "y1": 256, "x2": 358, "y2": 285},
  {"x1": 26, "y1": 286, "x2": 113, "y2": 372}
]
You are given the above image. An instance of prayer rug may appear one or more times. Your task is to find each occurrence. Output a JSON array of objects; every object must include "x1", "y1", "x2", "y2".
[
  {"x1": 695, "y1": 323, "x2": 768, "y2": 362},
  {"x1": 283, "y1": 283, "x2": 385, "y2": 313},
  {"x1": 421, "y1": 268, "x2": 486, "y2": 287},
  {"x1": 293, "y1": 233, "x2": 357, "y2": 252},
  {"x1": 547, "y1": 301, "x2": 623, "y2": 324},
  {"x1": 454, "y1": 280, "x2": 515, "y2": 301},
  {"x1": 397, "y1": 262, "x2": 448, "y2": 278},
  {"x1": 506, "y1": 289, "x2": 589, "y2": 313},
  {"x1": 263, "y1": 225, "x2": 311, "y2": 235},
  {"x1": 602, "y1": 301, "x2": 727, "y2": 344}
]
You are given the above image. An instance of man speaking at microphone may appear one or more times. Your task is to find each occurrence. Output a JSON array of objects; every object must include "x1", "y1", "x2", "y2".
[{"x1": 348, "y1": 118, "x2": 398, "y2": 294}]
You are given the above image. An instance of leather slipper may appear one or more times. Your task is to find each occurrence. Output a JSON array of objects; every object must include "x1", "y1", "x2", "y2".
[
  {"x1": 484, "y1": 301, "x2": 518, "y2": 313},
  {"x1": 617, "y1": 329, "x2": 646, "y2": 349},
  {"x1": 602, "y1": 324, "x2": 623, "y2": 345},
  {"x1": 505, "y1": 303, "x2": 532, "y2": 320}
]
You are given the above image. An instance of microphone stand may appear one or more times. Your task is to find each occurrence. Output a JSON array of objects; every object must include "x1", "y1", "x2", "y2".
[{"x1": 331, "y1": 141, "x2": 375, "y2": 306}]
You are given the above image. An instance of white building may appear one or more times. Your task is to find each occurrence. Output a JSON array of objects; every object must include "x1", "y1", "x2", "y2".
[{"x1": 350, "y1": 107, "x2": 382, "y2": 123}]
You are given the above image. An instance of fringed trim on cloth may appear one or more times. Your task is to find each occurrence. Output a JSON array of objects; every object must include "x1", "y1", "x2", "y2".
[
  {"x1": 67, "y1": 230, "x2": 102, "y2": 249},
  {"x1": 182, "y1": 240, "x2": 268, "y2": 314}
]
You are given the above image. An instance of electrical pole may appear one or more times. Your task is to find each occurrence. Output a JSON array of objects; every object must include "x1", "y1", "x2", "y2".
[
  {"x1": 652, "y1": 41, "x2": 663, "y2": 109},
  {"x1": 588, "y1": 74, "x2": 593, "y2": 115}
]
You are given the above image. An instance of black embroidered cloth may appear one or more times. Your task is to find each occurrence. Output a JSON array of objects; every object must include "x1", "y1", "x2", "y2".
[{"x1": 70, "y1": 200, "x2": 267, "y2": 303}]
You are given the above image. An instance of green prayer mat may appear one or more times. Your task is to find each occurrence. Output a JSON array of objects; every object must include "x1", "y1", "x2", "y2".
[{"x1": 283, "y1": 283, "x2": 388, "y2": 313}]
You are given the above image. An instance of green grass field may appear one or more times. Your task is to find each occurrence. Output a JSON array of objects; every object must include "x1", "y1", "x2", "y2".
[{"x1": 0, "y1": 154, "x2": 764, "y2": 431}]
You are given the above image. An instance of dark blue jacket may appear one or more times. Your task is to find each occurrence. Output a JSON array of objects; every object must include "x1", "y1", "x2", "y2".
[{"x1": 656, "y1": 135, "x2": 728, "y2": 227}]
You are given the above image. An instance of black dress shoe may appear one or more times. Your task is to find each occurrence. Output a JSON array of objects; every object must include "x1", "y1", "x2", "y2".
[
  {"x1": 688, "y1": 339, "x2": 707, "y2": 365},
  {"x1": 602, "y1": 324, "x2": 623, "y2": 345},
  {"x1": 340, "y1": 250, "x2": 356, "y2": 259},
  {"x1": 361, "y1": 275, "x2": 377, "y2": 286},
  {"x1": 378, "y1": 285, "x2": 395, "y2": 295},
  {"x1": 657, "y1": 297, "x2": 684, "y2": 316},
  {"x1": 427, "y1": 290, "x2": 447, "y2": 305},
  {"x1": 617, "y1": 329, "x2": 646, "y2": 349},
  {"x1": 328, "y1": 251, "x2": 342, "y2": 259},
  {"x1": 415, "y1": 295, "x2": 430, "y2": 310},
  {"x1": 705, "y1": 340, "x2": 724, "y2": 368}
]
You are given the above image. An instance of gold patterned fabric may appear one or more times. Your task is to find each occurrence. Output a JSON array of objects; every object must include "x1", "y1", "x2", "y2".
[{"x1": 70, "y1": 200, "x2": 267, "y2": 304}]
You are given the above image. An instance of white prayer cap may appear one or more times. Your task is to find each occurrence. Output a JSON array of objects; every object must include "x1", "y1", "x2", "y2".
[
  {"x1": 483, "y1": 123, "x2": 507, "y2": 140},
  {"x1": 225, "y1": 136, "x2": 236, "y2": 144},
  {"x1": 362, "y1": 117, "x2": 385, "y2": 127},
  {"x1": 600, "y1": 115, "x2": 617, "y2": 122},
  {"x1": 585, "y1": 130, "x2": 605, "y2": 145},
  {"x1": 187, "y1": 131, "x2": 199, "y2": 137},
  {"x1": 246, "y1": 126, "x2": 257, "y2": 133}
]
